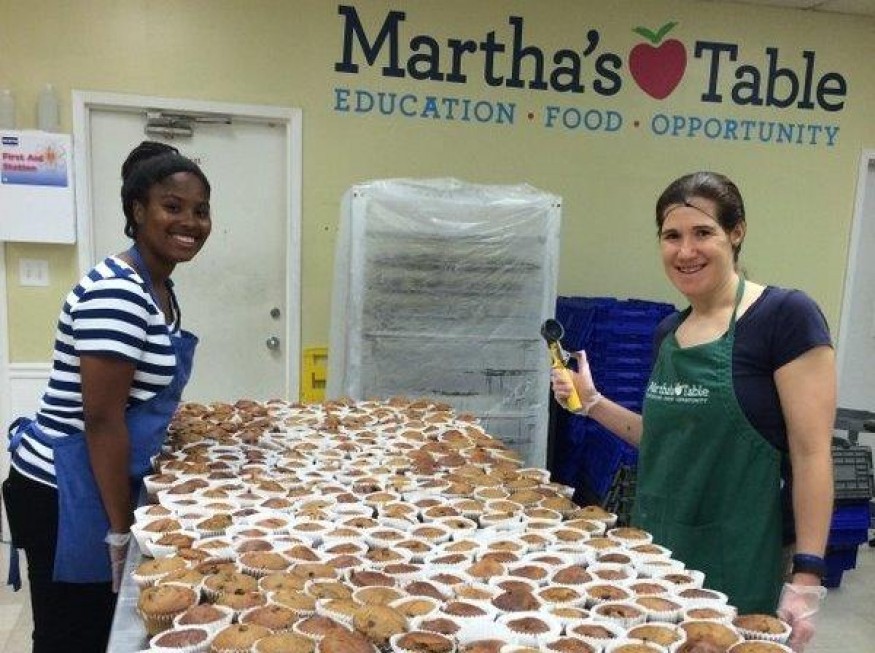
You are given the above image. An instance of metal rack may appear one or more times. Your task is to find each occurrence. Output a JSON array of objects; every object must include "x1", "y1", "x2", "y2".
[{"x1": 329, "y1": 179, "x2": 561, "y2": 466}]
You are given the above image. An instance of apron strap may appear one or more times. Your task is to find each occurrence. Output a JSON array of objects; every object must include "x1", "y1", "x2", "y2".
[
  {"x1": 727, "y1": 275, "x2": 746, "y2": 337},
  {"x1": 6, "y1": 417, "x2": 35, "y2": 591},
  {"x1": 6, "y1": 545, "x2": 21, "y2": 592}
]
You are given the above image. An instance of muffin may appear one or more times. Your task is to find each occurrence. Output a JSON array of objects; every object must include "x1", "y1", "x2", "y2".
[
  {"x1": 210, "y1": 623, "x2": 271, "y2": 652},
  {"x1": 293, "y1": 614, "x2": 351, "y2": 641},
  {"x1": 134, "y1": 557, "x2": 189, "y2": 586},
  {"x1": 732, "y1": 614, "x2": 790, "y2": 641},
  {"x1": 604, "y1": 643, "x2": 662, "y2": 653},
  {"x1": 318, "y1": 598, "x2": 360, "y2": 625},
  {"x1": 466, "y1": 558, "x2": 505, "y2": 580},
  {"x1": 353, "y1": 604, "x2": 408, "y2": 646},
  {"x1": 502, "y1": 614, "x2": 554, "y2": 642},
  {"x1": 678, "y1": 621, "x2": 743, "y2": 651},
  {"x1": 215, "y1": 587, "x2": 267, "y2": 614},
  {"x1": 538, "y1": 586, "x2": 583, "y2": 606},
  {"x1": 252, "y1": 632, "x2": 315, "y2": 653},
  {"x1": 460, "y1": 640, "x2": 506, "y2": 653},
  {"x1": 492, "y1": 589, "x2": 541, "y2": 612},
  {"x1": 626, "y1": 623, "x2": 685, "y2": 647},
  {"x1": 391, "y1": 596, "x2": 439, "y2": 618},
  {"x1": 318, "y1": 628, "x2": 377, "y2": 653},
  {"x1": 138, "y1": 584, "x2": 199, "y2": 635},
  {"x1": 404, "y1": 581, "x2": 448, "y2": 600},
  {"x1": 174, "y1": 603, "x2": 234, "y2": 633},
  {"x1": 303, "y1": 579, "x2": 352, "y2": 601},
  {"x1": 545, "y1": 638, "x2": 597, "y2": 653},
  {"x1": 149, "y1": 626, "x2": 210, "y2": 650},
  {"x1": 203, "y1": 570, "x2": 258, "y2": 599},
  {"x1": 260, "y1": 572, "x2": 307, "y2": 594},
  {"x1": 157, "y1": 567, "x2": 206, "y2": 590},
  {"x1": 239, "y1": 604, "x2": 298, "y2": 632},
  {"x1": 590, "y1": 602, "x2": 645, "y2": 627},
  {"x1": 414, "y1": 617, "x2": 461, "y2": 637},
  {"x1": 441, "y1": 601, "x2": 488, "y2": 618},
  {"x1": 239, "y1": 551, "x2": 292, "y2": 576},
  {"x1": 270, "y1": 589, "x2": 317, "y2": 615},
  {"x1": 391, "y1": 630, "x2": 455, "y2": 653},
  {"x1": 686, "y1": 606, "x2": 735, "y2": 622},
  {"x1": 354, "y1": 586, "x2": 406, "y2": 606},
  {"x1": 349, "y1": 569, "x2": 395, "y2": 587},
  {"x1": 728, "y1": 643, "x2": 793, "y2": 652},
  {"x1": 290, "y1": 562, "x2": 337, "y2": 581}
]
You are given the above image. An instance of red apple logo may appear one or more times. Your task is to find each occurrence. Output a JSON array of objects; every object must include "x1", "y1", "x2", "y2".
[{"x1": 629, "y1": 22, "x2": 687, "y2": 100}]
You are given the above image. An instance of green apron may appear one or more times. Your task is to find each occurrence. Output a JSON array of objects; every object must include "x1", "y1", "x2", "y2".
[{"x1": 632, "y1": 278, "x2": 784, "y2": 614}]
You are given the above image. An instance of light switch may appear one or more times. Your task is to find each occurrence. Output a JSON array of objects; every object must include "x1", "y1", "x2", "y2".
[{"x1": 19, "y1": 258, "x2": 50, "y2": 287}]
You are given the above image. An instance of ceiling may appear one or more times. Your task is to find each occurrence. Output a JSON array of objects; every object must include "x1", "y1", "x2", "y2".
[{"x1": 700, "y1": 0, "x2": 875, "y2": 17}]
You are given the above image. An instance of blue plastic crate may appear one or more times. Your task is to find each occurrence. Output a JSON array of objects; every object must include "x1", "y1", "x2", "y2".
[
  {"x1": 594, "y1": 369, "x2": 652, "y2": 386},
  {"x1": 824, "y1": 546, "x2": 861, "y2": 588},
  {"x1": 823, "y1": 565, "x2": 844, "y2": 589},
  {"x1": 591, "y1": 356, "x2": 654, "y2": 372},
  {"x1": 580, "y1": 425, "x2": 639, "y2": 498},
  {"x1": 550, "y1": 413, "x2": 590, "y2": 488},
  {"x1": 826, "y1": 545, "x2": 860, "y2": 571},
  {"x1": 828, "y1": 502, "x2": 871, "y2": 546}
]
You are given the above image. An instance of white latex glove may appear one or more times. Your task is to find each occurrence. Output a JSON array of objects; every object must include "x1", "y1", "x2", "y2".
[
  {"x1": 777, "y1": 582, "x2": 827, "y2": 652},
  {"x1": 109, "y1": 541, "x2": 129, "y2": 594},
  {"x1": 550, "y1": 350, "x2": 601, "y2": 414}
]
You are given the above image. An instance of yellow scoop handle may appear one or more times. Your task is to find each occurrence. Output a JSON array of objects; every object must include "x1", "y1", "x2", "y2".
[{"x1": 548, "y1": 341, "x2": 582, "y2": 412}]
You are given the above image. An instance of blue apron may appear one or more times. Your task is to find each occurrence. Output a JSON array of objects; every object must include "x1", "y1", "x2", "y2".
[{"x1": 7, "y1": 246, "x2": 198, "y2": 585}]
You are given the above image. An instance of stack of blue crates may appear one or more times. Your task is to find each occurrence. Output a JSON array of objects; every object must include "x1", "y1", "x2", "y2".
[
  {"x1": 551, "y1": 297, "x2": 676, "y2": 501},
  {"x1": 824, "y1": 501, "x2": 872, "y2": 588}
]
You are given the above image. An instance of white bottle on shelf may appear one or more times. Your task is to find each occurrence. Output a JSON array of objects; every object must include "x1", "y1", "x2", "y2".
[
  {"x1": 0, "y1": 89, "x2": 15, "y2": 129},
  {"x1": 37, "y1": 84, "x2": 60, "y2": 132}
]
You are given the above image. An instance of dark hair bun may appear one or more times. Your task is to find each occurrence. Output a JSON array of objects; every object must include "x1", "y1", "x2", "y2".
[{"x1": 121, "y1": 141, "x2": 180, "y2": 181}]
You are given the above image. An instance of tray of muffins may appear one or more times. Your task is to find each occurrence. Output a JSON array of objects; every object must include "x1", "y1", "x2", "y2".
[{"x1": 109, "y1": 397, "x2": 795, "y2": 652}]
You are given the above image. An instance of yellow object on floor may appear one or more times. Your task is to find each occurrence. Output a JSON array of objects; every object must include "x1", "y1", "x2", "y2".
[{"x1": 300, "y1": 347, "x2": 328, "y2": 403}]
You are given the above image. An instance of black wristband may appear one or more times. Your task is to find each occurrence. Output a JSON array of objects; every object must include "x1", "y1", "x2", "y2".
[{"x1": 791, "y1": 553, "x2": 826, "y2": 578}]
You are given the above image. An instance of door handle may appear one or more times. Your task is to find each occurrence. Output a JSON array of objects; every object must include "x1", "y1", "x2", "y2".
[{"x1": 266, "y1": 336, "x2": 280, "y2": 351}]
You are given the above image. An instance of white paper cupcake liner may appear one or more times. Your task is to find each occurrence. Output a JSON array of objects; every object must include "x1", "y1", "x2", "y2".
[
  {"x1": 734, "y1": 619, "x2": 792, "y2": 645},
  {"x1": 727, "y1": 641, "x2": 794, "y2": 653}
]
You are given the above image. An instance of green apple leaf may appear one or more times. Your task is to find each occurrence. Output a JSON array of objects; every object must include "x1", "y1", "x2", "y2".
[{"x1": 633, "y1": 21, "x2": 678, "y2": 45}]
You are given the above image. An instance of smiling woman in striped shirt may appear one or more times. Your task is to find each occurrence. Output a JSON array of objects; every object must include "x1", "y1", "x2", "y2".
[{"x1": 3, "y1": 141, "x2": 212, "y2": 653}]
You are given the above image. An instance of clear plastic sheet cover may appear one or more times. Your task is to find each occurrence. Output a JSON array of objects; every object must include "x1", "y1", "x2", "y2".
[{"x1": 328, "y1": 178, "x2": 561, "y2": 465}]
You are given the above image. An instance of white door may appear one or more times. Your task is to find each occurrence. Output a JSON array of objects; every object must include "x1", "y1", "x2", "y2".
[
  {"x1": 87, "y1": 108, "x2": 294, "y2": 402},
  {"x1": 837, "y1": 155, "x2": 875, "y2": 412}
]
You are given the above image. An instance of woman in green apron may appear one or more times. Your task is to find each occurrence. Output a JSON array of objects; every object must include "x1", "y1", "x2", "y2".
[{"x1": 552, "y1": 172, "x2": 834, "y2": 652}]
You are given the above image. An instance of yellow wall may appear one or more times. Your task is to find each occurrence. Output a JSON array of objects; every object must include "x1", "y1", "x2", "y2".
[{"x1": 2, "y1": 0, "x2": 873, "y2": 363}]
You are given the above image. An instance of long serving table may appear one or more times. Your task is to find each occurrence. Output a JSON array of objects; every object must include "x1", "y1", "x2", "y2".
[{"x1": 106, "y1": 538, "x2": 149, "y2": 652}]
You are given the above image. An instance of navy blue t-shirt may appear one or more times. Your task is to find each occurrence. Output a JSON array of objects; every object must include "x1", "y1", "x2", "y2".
[{"x1": 652, "y1": 286, "x2": 833, "y2": 543}]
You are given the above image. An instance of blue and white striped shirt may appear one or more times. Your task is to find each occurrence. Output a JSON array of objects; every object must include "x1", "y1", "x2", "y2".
[{"x1": 12, "y1": 256, "x2": 179, "y2": 488}]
